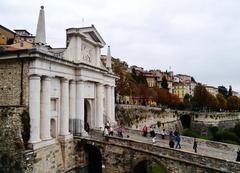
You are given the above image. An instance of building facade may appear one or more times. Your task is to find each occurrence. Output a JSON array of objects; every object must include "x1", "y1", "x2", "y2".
[
  {"x1": 0, "y1": 25, "x2": 15, "y2": 45},
  {"x1": 0, "y1": 6, "x2": 116, "y2": 149}
]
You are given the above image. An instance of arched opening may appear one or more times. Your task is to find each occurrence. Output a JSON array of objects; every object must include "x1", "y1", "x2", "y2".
[
  {"x1": 134, "y1": 160, "x2": 167, "y2": 173},
  {"x1": 180, "y1": 114, "x2": 191, "y2": 129},
  {"x1": 84, "y1": 99, "x2": 91, "y2": 132},
  {"x1": 85, "y1": 144, "x2": 102, "y2": 173},
  {"x1": 50, "y1": 118, "x2": 56, "y2": 138}
]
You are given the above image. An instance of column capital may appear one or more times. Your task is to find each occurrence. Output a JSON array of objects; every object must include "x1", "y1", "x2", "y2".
[
  {"x1": 29, "y1": 74, "x2": 41, "y2": 80},
  {"x1": 97, "y1": 82, "x2": 104, "y2": 87},
  {"x1": 70, "y1": 80, "x2": 76, "y2": 84},
  {"x1": 77, "y1": 80, "x2": 84, "y2": 84},
  {"x1": 42, "y1": 75, "x2": 51, "y2": 81},
  {"x1": 61, "y1": 77, "x2": 69, "y2": 83}
]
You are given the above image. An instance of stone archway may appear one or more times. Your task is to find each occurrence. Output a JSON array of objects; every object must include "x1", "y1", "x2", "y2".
[
  {"x1": 134, "y1": 160, "x2": 149, "y2": 173},
  {"x1": 180, "y1": 114, "x2": 191, "y2": 129},
  {"x1": 84, "y1": 99, "x2": 91, "y2": 132},
  {"x1": 84, "y1": 144, "x2": 102, "y2": 173},
  {"x1": 133, "y1": 159, "x2": 167, "y2": 173}
]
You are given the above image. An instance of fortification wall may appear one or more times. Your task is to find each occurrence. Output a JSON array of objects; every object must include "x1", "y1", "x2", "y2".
[
  {"x1": 116, "y1": 104, "x2": 183, "y2": 132},
  {"x1": 0, "y1": 106, "x2": 86, "y2": 173},
  {"x1": 0, "y1": 59, "x2": 29, "y2": 106},
  {"x1": 116, "y1": 104, "x2": 240, "y2": 133}
]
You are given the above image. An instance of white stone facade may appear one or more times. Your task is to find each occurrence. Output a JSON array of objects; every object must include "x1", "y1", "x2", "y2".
[
  {"x1": 0, "y1": 6, "x2": 116, "y2": 149},
  {"x1": 27, "y1": 26, "x2": 116, "y2": 147}
]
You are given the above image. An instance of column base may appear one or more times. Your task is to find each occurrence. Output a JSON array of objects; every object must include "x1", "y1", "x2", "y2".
[
  {"x1": 28, "y1": 138, "x2": 41, "y2": 144},
  {"x1": 81, "y1": 129, "x2": 89, "y2": 137},
  {"x1": 28, "y1": 138, "x2": 56, "y2": 150},
  {"x1": 58, "y1": 134, "x2": 73, "y2": 141}
]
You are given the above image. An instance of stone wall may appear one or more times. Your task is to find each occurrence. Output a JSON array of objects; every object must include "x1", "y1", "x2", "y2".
[
  {"x1": 116, "y1": 105, "x2": 240, "y2": 133},
  {"x1": 116, "y1": 105, "x2": 183, "y2": 132},
  {"x1": 29, "y1": 139, "x2": 81, "y2": 173},
  {"x1": 0, "y1": 59, "x2": 29, "y2": 106},
  {"x1": 0, "y1": 107, "x2": 29, "y2": 172},
  {"x1": 190, "y1": 112, "x2": 240, "y2": 133},
  {"x1": 80, "y1": 137, "x2": 240, "y2": 173},
  {"x1": 0, "y1": 106, "x2": 88, "y2": 173}
]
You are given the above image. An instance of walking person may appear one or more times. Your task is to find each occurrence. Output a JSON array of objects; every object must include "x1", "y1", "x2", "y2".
[
  {"x1": 117, "y1": 126, "x2": 123, "y2": 138},
  {"x1": 175, "y1": 134, "x2": 181, "y2": 149},
  {"x1": 193, "y1": 138, "x2": 198, "y2": 153},
  {"x1": 151, "y1": 126, "x2": 157, "y2": 144},
  {"x1": 142, "y1": 125, "x2": 148, "y2": 137},
  {"x1": 150, "y1": 126, "x2": 153, "y2": 138},
  {"x1": 236, "y1": 149, "x2": 240, "y2": 161},
  {"x1": 160, "y1": 129, "x2": 166, "y2": 139},
  {"x1": 169, "y1": 131, "x2": 175, "y2": 148},
  {"x1": 105, "y1": 121, "x2": 110, "y2": 130},
  {"x1": 84, "y1": 122, "x2": 90, "y2": 133},
  {"x1": 109, "y1": 126, "x2": 114, "y2": 136},
  {"x1": 103, "y1": 127, "x2": 109, "y2": 136}
]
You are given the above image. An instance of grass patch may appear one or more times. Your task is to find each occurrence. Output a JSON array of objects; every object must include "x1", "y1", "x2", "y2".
[{"x1": 151, "y1": 163, "x2": 167, "y2": 173}]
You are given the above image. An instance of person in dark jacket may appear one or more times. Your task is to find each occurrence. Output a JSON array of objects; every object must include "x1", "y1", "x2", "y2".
[
  {"x1": 169, "y1": 131, "x2": 175, "y2": 148},
  {"x1": 175, "y1": 134, "x2": 181, "y2": 149},
  {"x1": 236, "y1": 149, "x2": 240, "y2": 161},
  {"x1": 193, "y1": 138, "x2": 197, "y2": 153}
]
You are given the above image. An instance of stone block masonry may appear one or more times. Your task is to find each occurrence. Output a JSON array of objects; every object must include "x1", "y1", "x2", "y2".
[
  {"x1": 0, "y1": 59, "x2": 29, "y2": 106},
  {"x1": 0, "y1": 107, "x2": 28, "y2": 172},
  {"x1": 0, "y1": 106, "x2": 87, "y2": 173}
]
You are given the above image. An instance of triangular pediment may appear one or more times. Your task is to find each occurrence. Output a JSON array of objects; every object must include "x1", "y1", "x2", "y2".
[{"x1": 77, "y1": 26, "x2": 106, "y2": 46}]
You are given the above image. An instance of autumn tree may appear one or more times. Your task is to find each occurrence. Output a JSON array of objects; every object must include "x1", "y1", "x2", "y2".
[
  {"x1": 112, "y1": 58, "x2": 133, "y2": 96},
  {"x1": 216, "y1": 93, "x2": 227, "y2": 110},
  {"x1": 227, "y1": 96, "x2": 240, "y2": 111},
  {"x1": 191, "y1": 84, "x2": 209, "y2": 110},
  {"x1": 206, "y1": 92, "x2": 218, "y2": 111},
  {"x1": 161, "y1": 76, "x2": 169, "y2": 90},
  {"x1": 131, "y1": 68, "x2": 147, "y2": 85},
  {"x1": 183, "y1": 93, "x2": 192, "y2": 108}
]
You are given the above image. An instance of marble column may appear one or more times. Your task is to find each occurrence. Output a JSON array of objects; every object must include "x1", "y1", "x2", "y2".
[
  {"x1": 40, "y1": 76, "x2": 51, "y2": 140},
  {"x1": 96, "y1": 83, "x2": 104, "y2": 129},
  {"x1": 106, "y1": 85, "x2": 112, "y2": 123},
  {"x1": 29, "y1": 75, "x2": 41, "y2": 143},
  {"x1": 76, "y1": 80, "x2": 84, "y2": 134},
  {"x1": 111, "y1": 86, "x2": 116, "y2": 124},
  {"x1": 60, "y1": 78, "x2": 70, "y2": 136},
  {"x1": 69, "y1": 80, "x2": 76, "y2": 134}
]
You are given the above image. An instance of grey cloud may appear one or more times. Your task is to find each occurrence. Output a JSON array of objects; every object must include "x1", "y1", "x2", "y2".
[{"x1": 1, "y1": 0, "x2": 240, "y2": 91}]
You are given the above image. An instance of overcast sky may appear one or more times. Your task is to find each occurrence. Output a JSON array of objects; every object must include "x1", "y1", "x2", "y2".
[{"x1": 1, "y1": 0, "x2": 240, "y2": 92}]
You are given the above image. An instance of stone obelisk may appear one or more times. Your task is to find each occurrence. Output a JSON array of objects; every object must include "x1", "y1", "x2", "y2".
[
  {"x1": 35, "y1": 6, "x2": 46, "y2": 44},
  {"x1": 106, "y1": 46, "x2": 112, "y2": 72}
]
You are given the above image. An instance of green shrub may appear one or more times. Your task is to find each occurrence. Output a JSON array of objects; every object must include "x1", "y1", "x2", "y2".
[
  {"x1": 213, "y1": 130, "x2": 240, "y2": 144},
  {"x1": 220, "y1": 139, "x2": 239, "y2": 145},
  {"x1": 209, "y1": 126, "x2": 218, "y2": 135},
  {"x1": 182, "y1": 129, "x2": 200, "y2": 138},
  {"x1": 234, "y1": 122, "x2": 240, "y2": 137}
]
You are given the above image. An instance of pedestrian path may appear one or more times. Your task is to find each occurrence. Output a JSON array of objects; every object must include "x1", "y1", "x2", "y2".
[{"x1": 122, "y1": 131, "x2": 239, "y2": 162}]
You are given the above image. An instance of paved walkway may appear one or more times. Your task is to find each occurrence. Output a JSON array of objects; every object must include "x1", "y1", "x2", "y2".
[{"x1": 115, "y1": 131, "x2": 239, "y2": 162}]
